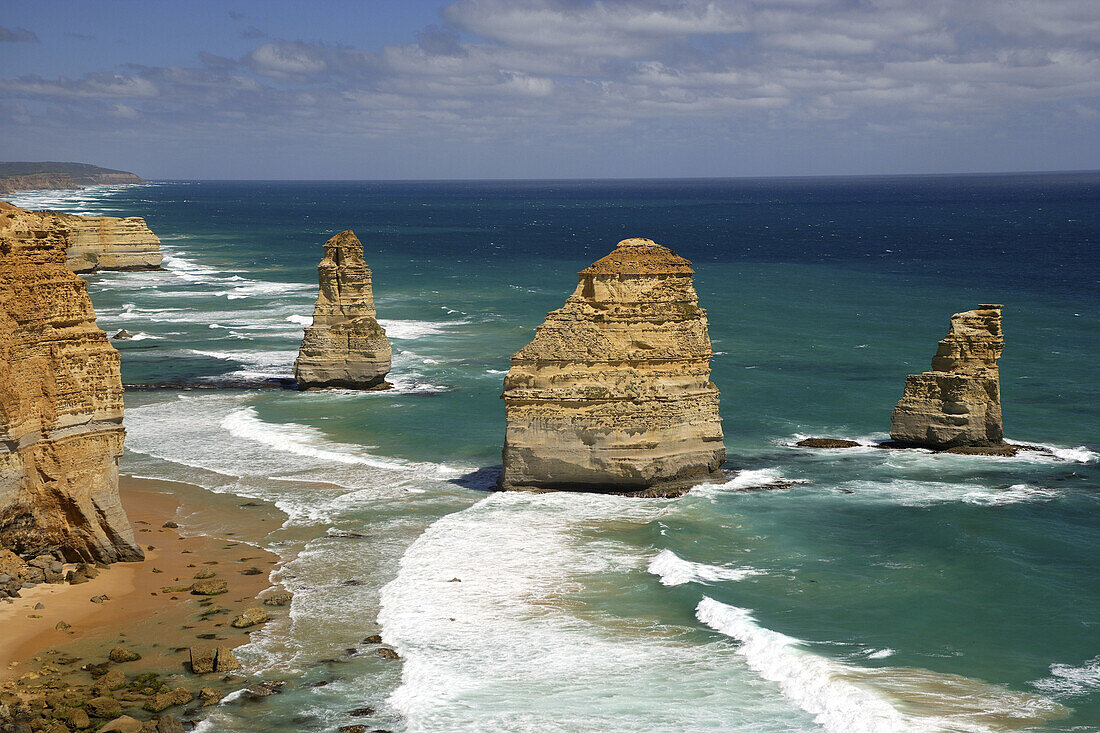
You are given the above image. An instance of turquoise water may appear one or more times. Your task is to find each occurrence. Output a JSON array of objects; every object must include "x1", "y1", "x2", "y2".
[{"x1": 9, "y1": 175, "x2": 1098, "y2": 732}]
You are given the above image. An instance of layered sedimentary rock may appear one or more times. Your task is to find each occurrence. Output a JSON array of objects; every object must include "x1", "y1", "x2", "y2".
[
  {"x1": 501, "y1": 237, "x2": 725, "y2": 495},
  {"x1": 0, "y1": 201, "x2": 142, "y2": 563},
  {"x1": 60, "y1": 213, "x2": 163, "y2": 272},
  {"x1": 294, "y1": 230, "x2": 391, "y2": 389},
  {"x1": 890, "y1": 305, "x2": 1005, "y2": 449}
]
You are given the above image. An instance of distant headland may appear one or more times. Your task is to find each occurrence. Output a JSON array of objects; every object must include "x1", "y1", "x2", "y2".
[{"x1": 0, "y1": 162, "x2": 144, "y2": 195}]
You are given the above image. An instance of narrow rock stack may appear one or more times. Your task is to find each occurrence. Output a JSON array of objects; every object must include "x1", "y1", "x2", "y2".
[
  {"x1": 0, "y1": 201, "x2": 143, "y2": 562},
  {"x1": 61, "y1": 213, "x2": 163, "y2": 272},
  {"x1": 501, "y1": 237, "x2": 725, "y2": 495},
  {"x1": 294, "y1": 230, "x2": 391, "y2": 389},
  {"x1": 890, "y1": 305, "x2": 1006, "y2": 449}
]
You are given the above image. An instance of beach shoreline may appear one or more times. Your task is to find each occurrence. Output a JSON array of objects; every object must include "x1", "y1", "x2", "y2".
[{"x1": 1, "y1": 475, "x2": 287, "y2": 727}]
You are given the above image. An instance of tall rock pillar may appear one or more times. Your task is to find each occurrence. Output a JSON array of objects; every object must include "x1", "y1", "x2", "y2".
[
  {"x1": 294, "y1": 230, "x2": 391, "y2": 389},
  {"x1": 501, "y1": 237, "x2": 725, "y2": 496},
  {"x1": 890, "y1": 304, "x2": 1005, "y2": 449}
]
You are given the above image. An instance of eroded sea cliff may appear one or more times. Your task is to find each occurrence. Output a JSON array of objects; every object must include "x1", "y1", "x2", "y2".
[{"x1": 0, "y1": 201, "x2": 142, "y2": 563}]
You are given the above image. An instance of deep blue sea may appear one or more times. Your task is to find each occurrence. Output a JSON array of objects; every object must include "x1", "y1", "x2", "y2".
[{"x1": 9, "y1": 173, "x2": 1099, "y2": 732}]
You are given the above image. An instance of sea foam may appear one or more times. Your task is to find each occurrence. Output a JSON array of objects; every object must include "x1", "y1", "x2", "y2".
[
  {"x1": 696, "y1": 597, "x2": 1067, "y2": 733},
  {"x1": 647, "y1": 549, "x2": 764, "y2": 586}
]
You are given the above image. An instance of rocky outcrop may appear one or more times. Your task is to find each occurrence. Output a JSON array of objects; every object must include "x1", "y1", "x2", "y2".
[
  {"x1": 501, "y1": 237, "x2": 725, "y2": 495},
  {"x1": 0, "y1": 201, "x2": 143, "y2": 563},
  {"x1": 890, "y1": 305, "x2": 1005, "y2": 449},
  {"x1": 60, "y1": 213, "x2": 163, "y2": 272},
  {"x1": 294, "y1": 230, "x2": 391, "y2": 389}
]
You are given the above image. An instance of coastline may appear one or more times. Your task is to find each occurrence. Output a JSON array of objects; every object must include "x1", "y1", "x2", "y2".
[{"x1": 1, "y1": 476, "x2": 287, "y2": 727}]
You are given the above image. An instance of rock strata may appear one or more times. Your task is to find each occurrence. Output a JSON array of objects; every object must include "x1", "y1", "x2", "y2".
[
  {"x1": 890, "y1": 305, "x2": 1006, "y2": 449},
  {"x1": 501, "y1": 237, "x2": 725, "y2": 495},
  {"x1": 60, "y1": 213, "x2": 163, "y2": 272},
  {"x1": 294, "y1": 230, "x2": 391, "y2": 389},
  {"x1": 0, "y1": 201, "x2": 143, "y2": 563}
]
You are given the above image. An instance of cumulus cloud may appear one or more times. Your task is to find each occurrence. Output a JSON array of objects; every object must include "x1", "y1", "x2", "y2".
[
  {"x1": 1, "y1": 0, "x2": 1098, "y2": 175},
  {"x1": 0, "y1": 25, "x2": 39, "y2": 43}
]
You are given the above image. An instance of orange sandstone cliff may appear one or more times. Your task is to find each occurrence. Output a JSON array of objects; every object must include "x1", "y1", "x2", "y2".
[{"x1": 0, "y1": 201, "x2": 142, "y2": 562}]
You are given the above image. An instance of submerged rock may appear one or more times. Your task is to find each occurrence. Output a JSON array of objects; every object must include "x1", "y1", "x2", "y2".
[
  {"x1": 890, "y1": 305, "x2": 1006, "y2": 450},
  {"x1": 294, "y1": 230, "x2": 391, "y2": 389},
  {"x1": 501, "y1": 237, "x2": 725, "y2": 495},
  {"x1": 795, "y1": 438, "x2": 861, "y2": 449}
]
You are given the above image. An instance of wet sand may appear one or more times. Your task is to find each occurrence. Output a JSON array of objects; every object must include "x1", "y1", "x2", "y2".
[{"x1": 0, "y1": 476, "x2": 289, "y2": 724}]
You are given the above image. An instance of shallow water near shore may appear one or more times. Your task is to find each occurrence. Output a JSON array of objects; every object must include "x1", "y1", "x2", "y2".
[{"x1": 8, "y1": 174, "x2": 1099, "y2": 732}]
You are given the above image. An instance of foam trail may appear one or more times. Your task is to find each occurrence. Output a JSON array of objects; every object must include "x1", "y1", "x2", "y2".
[
  {"x1": 1030, "y1": 656, "x2": 1100, "y2": 698},
  {"x1": 380, "y1": 492, "x2": 823, "y2": 732},
  {"x1": 696, "y1": 597, "x2": 1066, "y2": 733},
  {"x1": 647, "y1": 549, "x2": 764, "y2": 586},
  {"x1": 377, "y1": 318, "x2": 469, "y2": 340}
]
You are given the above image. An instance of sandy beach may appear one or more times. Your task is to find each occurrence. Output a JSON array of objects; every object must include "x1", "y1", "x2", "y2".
[{"x1": 0, "y1": 476, "x2": 288, "y2": 727}]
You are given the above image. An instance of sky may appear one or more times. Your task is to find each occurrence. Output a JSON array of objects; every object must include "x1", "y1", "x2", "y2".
[{"x1": 0, "y1": 0, "x2": 1098, "y2": 180}]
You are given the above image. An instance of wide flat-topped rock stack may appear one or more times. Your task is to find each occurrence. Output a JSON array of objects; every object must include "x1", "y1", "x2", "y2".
[
  {"x1": 61, "y1": 213, "x2": 163, "y2": 272},
  {"x1": 0, "y1": 201, "x2": 142, "y2": 562},
  {"x1": 294, "y1": 230, "x2": 392, "y2": 389},
  {"x1": 500, "y1": 237, "x2": 725, "y2": 496},
  {"x1": 890, "y1": 304, "x2": 1005, "y2": 449}
]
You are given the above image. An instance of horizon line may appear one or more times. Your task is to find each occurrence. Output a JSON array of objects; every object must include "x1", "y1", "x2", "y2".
[{"x1": 146, "y1": 168, "x2": 1100, "y2": 184}]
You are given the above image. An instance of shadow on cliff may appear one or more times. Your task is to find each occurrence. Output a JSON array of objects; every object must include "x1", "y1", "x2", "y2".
[{"x1": 448, "y1": 467, "x2": 502, "y2": 493}]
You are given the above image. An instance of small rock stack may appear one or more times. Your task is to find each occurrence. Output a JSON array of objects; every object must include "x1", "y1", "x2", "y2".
[
  {"x1": 501, "y1": 237, "x2": 725, "y2": 495},
  {"x1": 294, "y1": 230, "x2": 392, "y2": 389},
  {"x1": 890, "y1": 304, "x2": 1006, "y2": 449}
]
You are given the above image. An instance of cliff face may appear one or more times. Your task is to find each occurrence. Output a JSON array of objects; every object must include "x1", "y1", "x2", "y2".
[
  {"x1": 0, "y1": 201, "x2": 142, "y2": 563},
  {"x1": 61, "y1": 213, "x2": 163, "y2": 272},
  {"x1": 0, "y1": 173, "x2": 78, "y2": 195},
  {"x1": 294, "y1": 230, "x2": 392, "y2": 389},
  {"x1": 890, "y1": 305, "x2": 1005, "y2": 449},
  {"x1": 501, "y1": 237, "x2": 725, "y2": 495},
  {"x1": 0, "y1": 162, "x2": 144, "y2": 195}
]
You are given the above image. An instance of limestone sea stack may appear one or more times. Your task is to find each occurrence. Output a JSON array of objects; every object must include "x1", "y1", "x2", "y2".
[
  {"x1": 501, "y1": 237, "x2": 725, "y2": 495},
  {"x1": 61, "y1": 213, "x2": 163, "y2": 272},
  {"x1": 0, "y1": 201, "x2": 143, "y2": 562},
  {"x1": 294, "y1": 230, "x2": 392, "y2": 389},
  {"x1": 890, "y1": 305, "x2": 1005, "y2": 449}
]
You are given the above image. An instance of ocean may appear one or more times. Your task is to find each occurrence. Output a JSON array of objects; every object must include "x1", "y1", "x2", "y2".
[{"x1": 8, "y1": 173, "x2": 1099, "y2": 732}]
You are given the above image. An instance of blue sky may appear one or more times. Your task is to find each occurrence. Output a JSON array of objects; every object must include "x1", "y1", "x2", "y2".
[{"x1": 1, "y1": 0, "x2": 1097, "y2": 179}]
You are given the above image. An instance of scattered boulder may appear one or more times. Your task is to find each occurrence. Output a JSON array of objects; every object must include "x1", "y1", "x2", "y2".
[
  {"x1": 795, "y1": 438, "x2": 861, "y2": 449},
  {"x1": 262, "y1": 590, "x2": 292, "y2": 606},
  {"x1": 192, "y1": 569, "x2": 215, "y2": 580},
  {"x1": 230, "y1": 607, "x2": 268, "y2": 629},
  {"x1": 113, "y1": 330, "x2": 134, "y2": 340},
  {"x1": 95, "y1": 668, "x2": 127, "y2": 693},
  {"x1": 108, "y1": 646, "x2": 142, "y2": 663},
  {"x1": 346, "y1": 706, "x2": 375, "y2": 717},
  {"x1": 87, "y1": 696, "x2": 123, "y2": 717},
  {"x1": 363, "y1": 634, "x2": 382, "y2": 644},
  {"x1": 55, "y1": 620, "x2": 71, "y2": 631},
  {"x1": 240, "y1": 567, "x2": 263, "y2": 576},
  {"x1": 66, "y1": 707, "x2": 91, "y2": 729},
  {"x1": 156, "y1": 716, "x2": 184, "y2": 733},
  {"x1": 98, "y1": 715, "x2": 143, "y2": 733},
  {"x1": 188, "y1": 648, "x2": 214, "y2": 675},
  {"x1": 198, "y1": 687, "x2": 222, "y2": 706},
  {"x1": 162, "y1": 521, "x2": 178, "y2": 529},
  {"x1": 190, "y1": 579, "x2": 227, "y2": 595},
  {"x1": 376, "y1": 648, "x2": 399, "y2": 660},
  {"x1": 213, "y1": 646, "x2": 241, "y2": 673},
  {"x1": 90, "y1": 594, "x2": 110, "y2": 603}
]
